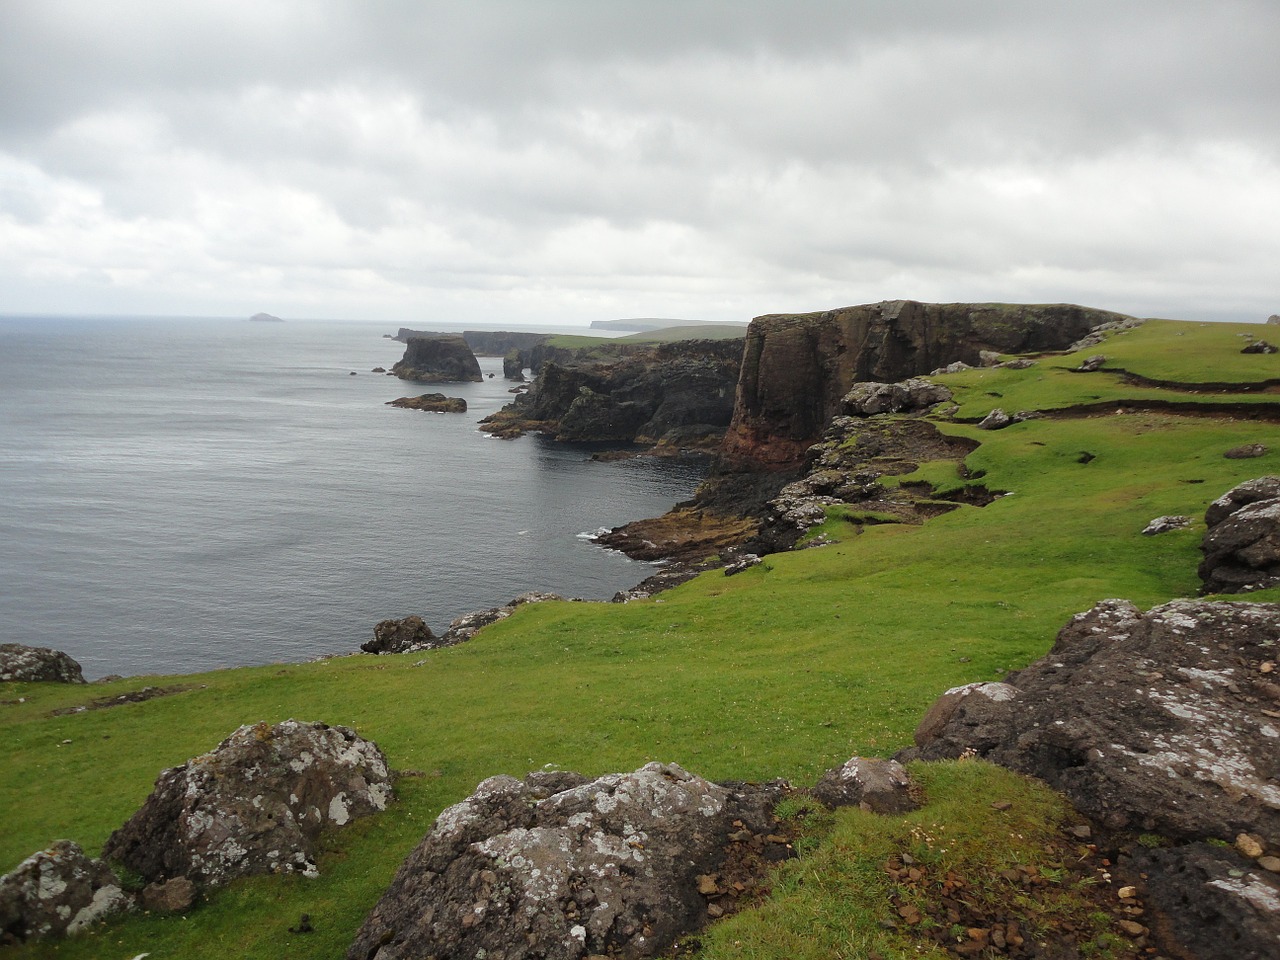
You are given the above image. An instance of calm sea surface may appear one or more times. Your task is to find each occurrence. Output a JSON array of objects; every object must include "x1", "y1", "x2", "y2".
[{"x1": 0, "y1": 316, "x2": 704, "y2": 679}]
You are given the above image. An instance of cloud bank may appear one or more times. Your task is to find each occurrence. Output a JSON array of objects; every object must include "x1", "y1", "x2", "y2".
[{"x1": 2, "y1": 1, "x2": 1276, "y2": 325}]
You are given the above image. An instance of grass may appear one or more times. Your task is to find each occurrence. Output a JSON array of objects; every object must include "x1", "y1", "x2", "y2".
[{"x1": 3, "y1": 317, "x2": 1279, "y2": 958}]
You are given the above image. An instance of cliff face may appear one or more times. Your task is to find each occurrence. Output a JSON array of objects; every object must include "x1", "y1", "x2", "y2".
[
  {"x1": 721, "y1": 300, "x2": 1132, "y2": 469},
  {"x1": 481, "y1": 338, "x2": 743, "y2": 447},
  {"x1": 391, "y1": 336, "x2": 483, "y2": 383}
]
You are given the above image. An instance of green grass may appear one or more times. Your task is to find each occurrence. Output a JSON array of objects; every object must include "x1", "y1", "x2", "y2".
[{"x1": 3, "y1": 317, "x2": 1279, "y2": 958}]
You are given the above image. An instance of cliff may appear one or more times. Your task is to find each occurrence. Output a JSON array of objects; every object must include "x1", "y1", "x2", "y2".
[
  {"x1": 720, "y1": 300, "x2": 1132, "y2": 470},
  {"x1": 390, "y1": 335, "x2": 483, "y2": 383},
  {"x1": 481, "y1": 338, "x2": 744, "y2": 447}
]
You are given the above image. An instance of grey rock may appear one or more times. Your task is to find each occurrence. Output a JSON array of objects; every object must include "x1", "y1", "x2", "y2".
[
  {"x1": 930, "y1": 360, "x2": 973, "y2": 375},
  {"x1": 998, "y1": 357, "x2": 1037, "y2": 370},
  {"x1": 904, "y1": 598, "x2": 1280, "y2": 843},
  {"x1": 811, "y1": 757, "x2": 918, "y2": 814},
  {"x1": 1224, "y1": 443, "x2": 1268, "y2": 459},
  {"x1": 0, "y1": 644, "x2": 85, "y2": 684},
  {"x1": 842, "y1": 379, "x2": 952, "y2": 417},
  {"x1": 1077, "y1": 354, "x2": 1107, "y2": 372},
  {"x1": 347, "y1": 762, "x2": 788, "y2": 960},
  {"x1": 977, "y1": 408, "x2": 1012, "y2": 430},
  {"x1": 103, "y1": 720, "x2": 392, "y2": 887},
  {"x1": 363, "y1": 616, "x2": 437, "y2": 654},
  {"x1": 1129, "y1": 842, "x2": 1280, "y2": 960},
  {"x1": 437, "y1": 593, "x2": 564, "y2": 647},
  {"x1": 1241, "y1": 340, "x2": 1278, "y2": 354},
  {"x1": 1200, "y1": 494, "x2": 1280, "y2": 593},
  {"x1": 0, "y1": 841, "x2": 131, "y2": 943},
  {"x1": 1142, "y1": 515, "x2": 1192, "y2": 536},
  {"x1": 140, "y1": 876, "x2": 195, "y2": 913},
  {"x1": 724, "y1": 553, "x2": 762, "y2": 576},
  {"x1": 1205, "y1": 477, "x2": 1280, "y2": 527},
  {"x1": 910, "y1": 681, "x2": 1021, "y2": 749},
  {"x1": 978, "y1": 350, "x2": 1001, "y2": 367}
]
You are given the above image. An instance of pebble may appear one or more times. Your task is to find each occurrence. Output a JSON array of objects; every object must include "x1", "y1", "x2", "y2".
[
  {"x1": 1257, "y1": 856, "x2": 1280, "y2": 873},
  {"x1": 1236, "y1": 833, "x2": 1265, "y2": 859},
  {"x1": 1118, "y1": 885, "x2": 1137, "y2": 899}
]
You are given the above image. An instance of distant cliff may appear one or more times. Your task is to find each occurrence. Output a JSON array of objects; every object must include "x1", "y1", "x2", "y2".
[
  {"x1": 720, "y1": 300, "x2": 1131, "y2": 470},
  {"x1": 390, "y1": 329, "x2": 549, "y2": 356},
  {"x1": 481, "y1": 338, "x2": 744, "y2": 448},
  {"x1": 391, "y1": 335, "x2": 483, "y2": 383}
]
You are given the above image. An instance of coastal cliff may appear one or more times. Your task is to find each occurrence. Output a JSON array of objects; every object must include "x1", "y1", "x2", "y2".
[
  {"x1": 391, "y1": 335, "x2": 483, "y2": 383},
  {"x1": 720, "y1": 300, "x2": 1130, "y2": 470}
]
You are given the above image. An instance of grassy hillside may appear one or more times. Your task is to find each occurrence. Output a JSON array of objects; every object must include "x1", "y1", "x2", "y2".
[{"x1": 2, "y1": 318, "x2": 1278, "y2": 958}]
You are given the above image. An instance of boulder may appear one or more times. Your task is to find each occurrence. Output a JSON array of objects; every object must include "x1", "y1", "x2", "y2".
[
  {"x1": 1200, "y1": 480, "x2": 1280, "y2": 592},
  {"x1": 391, "y1": 336, "x2": 483, "y2": 383},
  {"x1": 140, "y1": 876, "x2": 195, "y2": 913},
  {"x1": 1142, "y1": 515, "x2": 1192, "y2": 535},
  {"x1": 1241, "y1": 340, "x2": 1278, "y2": 354},
  {"x1": 363, "y1": 616, "x2": 438, "y2": 654},
  {"x1": 347, "y1": 763, "x2": 788, "y2": 960},
  {"x1": 910, "y1": 681, "x2": 1021, "y2": 749},
  {"x1": 905, "y1": 598, "x2": 1280, "y2": 844},
  {"x1": 103, "y1": 720, "x2": 392, "y2": 887},
  {"x1": 841, "y1": 379, "x2": 953, "y2": 416},
  {"x1": 0, "y1": 841, "x2": 131, "y2": 943},
  {"x1": 1077, "y1": 354, "x2": 1106, "y2": 372},
  {"x1": 977, "y1": 408, "x2": 1012, "y2": 430},
  {"x1": 386, "y1": 394, "x2": 467, "y2": 413},
  {"x1": 724, "y1": 553, "x2": 763, "y2": 576},
  {"x1": 1224, "y1": 442, "x2": 1268, "y2": 459},
  {"x1": 1268, "y1": 315, "x2": 1280, "y2": 325},
  {"x1": 811, "y1": 757, "x2": 918, "y2": 814},
  {"x1": 0, "y1": 644, "x2": 85, "y2": 684}
]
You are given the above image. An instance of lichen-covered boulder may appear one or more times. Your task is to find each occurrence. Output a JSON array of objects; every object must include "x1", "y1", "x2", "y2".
[
  {"x1": 347, "y1": 762, "x2": 788, "y2": 960},
  {"x1": 1200, "y1": 479, "x2": 1280, "y2": 592},
  {"x1": 363, "y1": 615, "x2": 438, "y2": 654},
  {"x1": 842, "y1": 379, "x2": 952, "y2": 416},
  {"x1": 0, "y1": 644, "x2": 85, "y2": 683},
  {"x1": 103, "y1": 720, "x2": 392, "y2": 887},
  {"x1": 0, "y1": 841, "x2": 131, "y2": 944},
  {"x1": 1142, "y1": 515, "x2": 1191, "y2": 536},
  {"x1": 905, "y1": 599, "x2": 1280, "y2": 845},
  {"x1": 811, "y1": 757, "x2": 918, "y2": 814}
]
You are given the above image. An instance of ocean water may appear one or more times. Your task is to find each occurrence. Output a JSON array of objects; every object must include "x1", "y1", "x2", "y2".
[{"x1": 0, "y1": 316, "x2": 704, "y2": 679}]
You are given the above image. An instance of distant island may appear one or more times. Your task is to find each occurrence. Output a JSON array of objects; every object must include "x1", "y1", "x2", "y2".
[{"x1": 248, "y1": 312, "x2": 284, "y2": 322}]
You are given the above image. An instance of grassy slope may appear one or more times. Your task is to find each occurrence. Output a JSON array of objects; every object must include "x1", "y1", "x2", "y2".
[{"x1": 3, "y1": 319, "x2": 1279, "y2": 959}]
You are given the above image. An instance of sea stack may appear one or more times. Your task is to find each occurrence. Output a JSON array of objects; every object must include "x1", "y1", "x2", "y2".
[{"x1": 391, "y1": 335, "x2": 483, "y2": 383}]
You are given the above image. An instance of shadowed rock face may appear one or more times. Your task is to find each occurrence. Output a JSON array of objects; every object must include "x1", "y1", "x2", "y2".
[
  {"x1": 103, "y1": 720, "x2": 392, "y2": 887},
  {"x1": 721, "y1": 300, "x2": 1127, "y2": 469},
  {"x1": 0, "y1": 644, "x2": 85, "y2": 684},
  {"x1": 0, "y1": 841, "x2": 131, "y2": 943},
  {"x1": 1200, "y1": 477, "x2": 1280, "y2": 593},
  {"x1": 392, "y1": 336, "x2": 483, "y2": 383},
  {"x1": 347, "y1": 763, "x2": 788, "y2": 960}
]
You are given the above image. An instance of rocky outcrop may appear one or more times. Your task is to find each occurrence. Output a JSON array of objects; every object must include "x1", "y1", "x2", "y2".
[
  {"x1": 481, "y1": 338, "x2": 743, "y2": 447},
  {"x1": 0, "y1": 644, "x2": 85, "y2": 683},
  {"x1": 103, "y1": 720, "x2": 392, "y2": 887},
  {"x1": 810, "y1": 757, "x2": 918, "y2": 814},
  {"x1": 721, "y1": 301, "x2": 1127, "y2": 470},
  {"x1": 347, "y1": 762, "x2": 789, "y2": 960},
  {"x1": 436, "y1": 592, "x2": 564, "y2": 647},
  {"x1": 842, "y1": 379, "x2": 952, "y2": 416},
  {"x1": 1200, "y1": 478, "x2": 1280, "y2": 593},
  {"x1": 905, "y1": 599, "x2": 1280, "y2": 844},
  {"x1": 0, "y1": 841, "x2": 132, "y2": 944},
  {"x1": 1142, "y1": 514, "x2": 1192, "y2": 535},
  {"x1": 903, "y1": 598, "x2": 1280, "y2": 958},
  {"x1": 386, "y1": 394, "x2": 467, "y2": 413},
  {"x1": 363, "y1": 616, "x2": 438, "y2": 654},
  {"x1": 391, "y1": 336, "x2": 483, "y2": 383}
]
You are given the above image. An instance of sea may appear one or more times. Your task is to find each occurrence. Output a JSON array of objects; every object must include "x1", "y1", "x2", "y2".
[{"x1": 0, "y1": 316, "x2": 706, "y2": 679}]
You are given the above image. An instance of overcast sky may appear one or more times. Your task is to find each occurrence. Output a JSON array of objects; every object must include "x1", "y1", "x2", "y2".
[{"x1": 2, "y1": 1, "x2": 1276, "y2": 326}]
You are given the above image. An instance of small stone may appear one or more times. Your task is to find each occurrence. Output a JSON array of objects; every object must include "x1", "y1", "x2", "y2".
[
  {"x1": 1236, "y1": 833, "x2": 1265, "y2": 859},
  {"x1": 1261, "y1": 661, "x2": 1275, "y2": 674},
  {"x1": 1257, "y1": 856, "x2": 1280, "y2": 872},
  {"x1": 1070, "y1": 824, "x2": 1093, "y2": 839},
  {"x1": 696, "y1": 874, "x2": 719, "y2": 896},
  {"x1": 1117, "y1": 920, "x2": 1147, "y2": 937},
  {"x1": 706, "y1": 903, "x2": 724, "y2": 919},
  {"x1": 1118, "y1": 885, "x2": 1137, "y2": 900},
  {"x1": 991, "y1": 800, "x2": 1013, "y2": 811},
  {"x1": 141, "y1": 876, "x2": 195, "y2": 913}
]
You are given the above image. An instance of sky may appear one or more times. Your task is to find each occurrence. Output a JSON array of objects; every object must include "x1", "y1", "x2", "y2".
[{"x1": 1, "y1": 1, "x2": 1277, "y2": 327}]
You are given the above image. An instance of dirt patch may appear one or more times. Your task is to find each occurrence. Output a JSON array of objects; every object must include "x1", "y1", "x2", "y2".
[{"x1": 49, "y1": 684, "x2": 200, "y2": 716}]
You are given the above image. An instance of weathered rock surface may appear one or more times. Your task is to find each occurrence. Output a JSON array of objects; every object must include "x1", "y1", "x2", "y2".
[
  {"x1": 721, "y1": 300, "x2": 1126, "y2": 470},
  {"x1": 433, "y1": 592, "x2": 565, "y2": 647},
  {"x1": 977, "y1": 407, "x2": 1012, "y2": 430},
  {"x1": 1241, "y1": 340, "x2": 1278, "y2": 354},
  {"x1": 1142, "y1": 514, "x2": 1192, "y2": 535},
  {"x1": 1224, "y1": 442, "x2": 1268, "y2": 459},
  {"x1": 347, "y1": 763, "x2": 789, "y2": 960},
  {"x1": 391, "y1": 336, "x2": 483, "y2": 383},
  {"x1": 0, "y1": 644, "x2": 86, "y2": 684},
  {"x1": 811, "y1": 757, "x2": 918, "y2": 814},
  {"x1": 363, "y1": 616, "x2": 438, "y2": 654},
  {"x1": 842, "y1": 378, "x2": 952, "y2": 416},
  {"x1": 140, "y1": 876, "x2": 196, "y2": 913},
  {"x1": 386, "y1": 393, "x2": 467, "y2": 413},
  {"x1": 1126, "y1": 842, "x2": 1280, "y2": 960},
  {"x1": 904, "y1": 599, "x2": 1280, "y2": 845},
  {"x1": 0, "y1": 841, "x2": 131, "y2": 943},
  {"x1": 1200, "y1": 479, "x2": 1280, "y2": 593},
  {"x1": 1077, "y1": 354, "x2": 1107, "y2": 372},
  {"x1": 103, "y1": 720, "x2": 392, "y2": 887}
]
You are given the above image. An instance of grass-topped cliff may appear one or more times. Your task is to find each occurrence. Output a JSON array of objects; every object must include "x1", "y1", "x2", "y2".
[{"x1": 3, "y1": 315, "x2": 1278, "y2": 958}]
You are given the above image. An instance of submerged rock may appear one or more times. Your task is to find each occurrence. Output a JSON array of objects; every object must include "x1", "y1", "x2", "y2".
[
  {"x1": 0, "y1": 841, "x2": 131, "y2": 943},
  {"x1": 0, "y1": 644, "x2": 85, "y2": 684},
  {"x1": 103, "y1": 720, "x2": 392, "y2": 887},
  {"x1": 347, "y1": 763, "x2": 788, "y2": 960}
]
